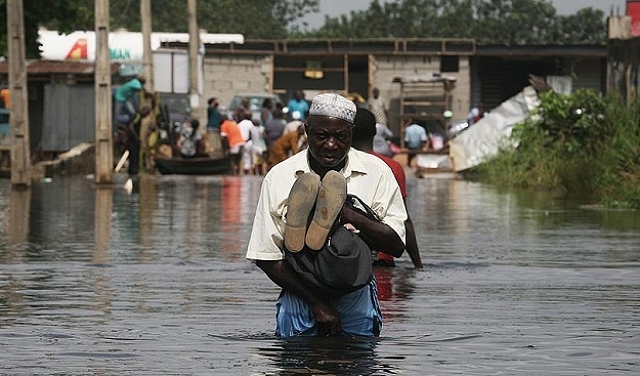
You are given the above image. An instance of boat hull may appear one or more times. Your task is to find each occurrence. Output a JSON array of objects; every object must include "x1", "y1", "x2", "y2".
[{"x1": 155, "y1": 156, "x2": 231, "y2": 175}]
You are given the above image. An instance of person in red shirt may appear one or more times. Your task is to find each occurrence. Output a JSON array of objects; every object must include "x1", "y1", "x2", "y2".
[{"x1": 352, "y1": 108, "x2": 423, "y2": 268}]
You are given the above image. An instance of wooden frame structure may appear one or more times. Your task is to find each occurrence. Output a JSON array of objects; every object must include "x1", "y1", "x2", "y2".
[{"x1": 393, "y1": 75, "x2": 456, "y2": 148}]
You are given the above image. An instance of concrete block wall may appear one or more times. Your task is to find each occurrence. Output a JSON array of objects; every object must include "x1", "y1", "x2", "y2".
[
  {"x1": 203, "y1": 54, "x2": 273, "y2": 109},
  {"x1": 452, "y1": 56, "x2": 471, "y2": 119},
  {"x1": 201, "y1": 52, "x2": 471, "y2": 128}
]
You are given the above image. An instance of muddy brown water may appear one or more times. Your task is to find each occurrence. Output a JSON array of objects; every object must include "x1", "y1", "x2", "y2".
[{"x1": 0, "y1": 174, "x2": 639, "y2": 375}]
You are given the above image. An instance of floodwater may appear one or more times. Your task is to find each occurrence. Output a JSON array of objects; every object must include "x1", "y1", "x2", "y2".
[{"x1": 0, "y1": 173, "x2": 639, "y2": 375}]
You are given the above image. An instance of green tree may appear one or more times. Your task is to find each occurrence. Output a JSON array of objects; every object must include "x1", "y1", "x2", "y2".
[
  {"x1": 0, "y1": 0, "x2": 93, "y2": 58},
  {"x1": 104, "y1": 0, "x2": 318, "y2": 38},
  {"x1": 300, "y1": 0, "x2": 607, "y2": 45},
  {"x1": 471, "y1": 0, "x2": 557, "y2": 44},
  {"x1": 549, "y1": 8, "x2": 607, "y2": 45},
  {"x1": 1, "y1": 0, "x2": 319, "y2": 58},
  {"x1": 307, "y1": 0, "x2": 444, "y2": 39},
  {"x1": 0, "y1": 0, "x2": 609, "y2": 59}
]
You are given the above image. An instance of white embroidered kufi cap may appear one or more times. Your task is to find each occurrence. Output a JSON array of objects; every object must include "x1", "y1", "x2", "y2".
[{"x1": 308, "y1": 93, "x2": 357, "y2": 124}]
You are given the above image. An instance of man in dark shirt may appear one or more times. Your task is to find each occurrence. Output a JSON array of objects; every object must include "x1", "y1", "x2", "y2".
[{"x1": 264, "y1": 107, "x2": 287, "y2": 147}]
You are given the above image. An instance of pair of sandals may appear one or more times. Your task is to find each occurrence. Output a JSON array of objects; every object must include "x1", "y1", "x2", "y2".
[{"x1": 284, "y1": 171, "x2": 347, "y2": 252}]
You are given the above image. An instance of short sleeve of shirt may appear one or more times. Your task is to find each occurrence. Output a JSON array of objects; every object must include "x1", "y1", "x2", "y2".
[
  {"x1": 373, "y1": 166, "x2": 407, "y2": 244},
  {"x1": 388, "y1": 162, "x2": 407, "y2": 198},
  {"x1": 246, "y1": 172, "x2": 289, "y2": 261}
]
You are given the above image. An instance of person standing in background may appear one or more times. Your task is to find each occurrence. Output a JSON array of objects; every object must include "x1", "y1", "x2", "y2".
[
  {"x1": 234, "y1": 97, "x2": 253, "y2": 123},
  {"x1": 0, "y1": 85, "x2": 8, "y2": 123},
  {"x1": 0, "y1": 85, "x2": 10, "y2": 109},
  {"x1": 114, "y1": 76, "x2": 146, "y2": 125},
  {"x1": 237, "y1": 111, "x2": 255, "y2": 175},
  {"x1": 351, "y1": 108, "x2": 423, "y2": 269},
  {"x1": 125, "y1": 106, "x2": 151, "y2": 177},
  {"x1": 261, "y1": 98, "x2": 275, "y2": 126},
  {"x1": 206, "y1": 97, "x2": 223, "y2": 131},
  {"x1": 264, "y1": 107, "x2": 287, "y2": 148},
  {"x1": 220, "y1": 115, "x2": 246, "y2": 175},
  {"x1": 249, "y1": 119, "x2": 268, "y2": 175},
  {"x1": 404, "y1": 119, "x2": 428, "y2": 167},
  {"x1": 286, "y1": 90, "x2": 309, "y2": 120},
  {"x1": 373, "y1": 122, "x2": 395, "y2": 157},
  {"x1": 367, "y1": 87, "x2": 388, "y2": 127}
]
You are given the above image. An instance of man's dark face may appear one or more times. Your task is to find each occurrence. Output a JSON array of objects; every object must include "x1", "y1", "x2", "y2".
[{"x1": 305, "y1": 115, "x2": 353, "y2": 168}]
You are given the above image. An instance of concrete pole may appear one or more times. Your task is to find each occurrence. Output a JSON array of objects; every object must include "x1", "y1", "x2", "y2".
[
  {"x1": 188, "y1": 0, "x2": 200, "y2": 121},
  {"x1": 94, "y1": 0, "x2": 113, "y2": 184},
  {"x1": 141, "y1": 0, "x2": 154, "y2": 92},
  {"x1": 7, "y1": 0, "x2": 31, "y2": 187}
]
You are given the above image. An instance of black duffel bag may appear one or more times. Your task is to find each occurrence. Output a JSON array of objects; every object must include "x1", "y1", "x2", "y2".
[{"x1": 284, "y1": 194, "x2": 380, "y2": 299}]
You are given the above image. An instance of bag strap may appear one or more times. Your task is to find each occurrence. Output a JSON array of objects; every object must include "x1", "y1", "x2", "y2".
[{"x1": 344, "y1": 194, "x2": 381, "y2": 222}]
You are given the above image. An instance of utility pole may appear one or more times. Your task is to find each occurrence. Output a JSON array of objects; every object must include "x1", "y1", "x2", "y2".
[
  {"x1": 188, "y1": 0, "x2": 200, "y2": 121},
  {"x1": 94, "y1": 0, "x2": 113, "y2": 184},
  {"x1": 141, "y1": 0, "x2": 154, "y2": 92},
  {"x1": 7, "y1": 0, "x2": 31, "y2": 187}
]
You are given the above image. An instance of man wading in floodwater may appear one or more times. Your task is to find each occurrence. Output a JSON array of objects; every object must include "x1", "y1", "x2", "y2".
[{"x1": 246, "y1": 93, "x2": 407, "y2": 337}]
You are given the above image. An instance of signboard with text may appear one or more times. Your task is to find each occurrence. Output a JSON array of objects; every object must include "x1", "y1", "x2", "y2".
[{"x1": 38, "y1": 29, "x2": 243, "y2": 62}]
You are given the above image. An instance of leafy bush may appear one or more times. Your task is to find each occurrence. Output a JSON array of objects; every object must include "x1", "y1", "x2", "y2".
[{"x1": 476, "y1": 89, "x2": 640, "y2": 208}]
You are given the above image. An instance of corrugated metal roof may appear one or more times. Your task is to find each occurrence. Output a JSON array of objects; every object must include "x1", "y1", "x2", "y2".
[
  {"x1": 476, "y1": 44, "x2": 606, "y2": 57},
  {"x1": 0, "y1": 60, "x2": 121, "y2": 75}
]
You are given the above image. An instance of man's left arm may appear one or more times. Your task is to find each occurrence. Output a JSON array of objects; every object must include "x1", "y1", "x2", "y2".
[
  {"x1": 340, "y1": 172, "x2": 407, "y2": 257},
  {"x1": 340, "y1": 205, "x2": 404, "y2": 257}
]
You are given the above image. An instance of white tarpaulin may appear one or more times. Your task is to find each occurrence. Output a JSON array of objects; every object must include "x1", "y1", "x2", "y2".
[{"x1": 448, "y1": 86, "x2": 540, "y2": 172}]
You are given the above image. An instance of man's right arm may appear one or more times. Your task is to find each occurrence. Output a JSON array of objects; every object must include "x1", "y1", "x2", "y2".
[{"x1": 255, "y1": 259, "x2": 342, "y2": 336}]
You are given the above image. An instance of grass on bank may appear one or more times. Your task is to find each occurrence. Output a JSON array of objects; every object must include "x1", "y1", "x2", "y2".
[{"x1": 474, "y1": 89, "x2": 640, "y2": 209}]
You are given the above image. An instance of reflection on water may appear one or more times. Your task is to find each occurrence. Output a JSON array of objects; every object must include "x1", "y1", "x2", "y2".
[
  {"x1": 4, "y1": 187, "x2": 31, "y2": 259},
  {"x1": 1, "y1": 174, "x2": 639, "y2": 375},
  {"x1": 94, "y1": 187, "x2": 113, "y2": 263},
  {"x1": 229, "y1": 336, "x2": 388, "y2": 375}
]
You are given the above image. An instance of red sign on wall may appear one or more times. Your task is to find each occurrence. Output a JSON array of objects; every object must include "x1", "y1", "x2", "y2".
[
  {"x1": 628, "y1": 0, "x2": 640, "y2": 36},
  {"x1": 65, "y1": 38, "x2": 88, "y2": 60}
]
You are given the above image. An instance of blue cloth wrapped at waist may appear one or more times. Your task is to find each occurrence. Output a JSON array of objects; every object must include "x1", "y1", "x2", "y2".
[{"x1": 275, "y1": 278, "x2": 382, "y2": 338}]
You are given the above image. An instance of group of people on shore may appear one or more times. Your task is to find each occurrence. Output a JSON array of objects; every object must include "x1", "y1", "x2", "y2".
[
  {"x1": 210, "y1": 88, "x2": 403, "y2": 176},
  {"x1": 112, "y1": 79, "x2": 405, "y2": 178},
  {"x1": 206, "y1": 91, "x2": 311, "y2": 176}
]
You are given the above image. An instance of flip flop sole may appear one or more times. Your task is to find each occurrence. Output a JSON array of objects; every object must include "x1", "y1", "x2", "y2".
[
  {"x1": 305, "y1": 170, "x2": 347, "y2": 251},
  {"x1": 284, "y1": 173, "x2": 320, "y2": 252}
]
